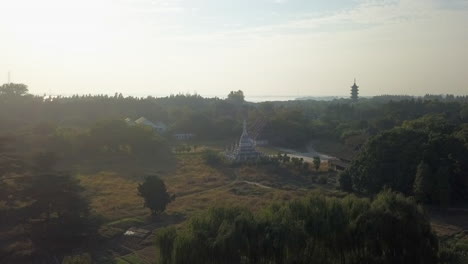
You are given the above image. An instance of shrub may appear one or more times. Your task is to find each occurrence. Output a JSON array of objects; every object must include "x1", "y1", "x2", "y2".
[
  {"x1": 317, "y1": 174, "x2": 328, "y2": 184},
  {"x1": 202, "y1": 150, "x2": 223, "y2": 166},
  {"x1": 137, "y1": 175, "x2": 171, "y2": 215}
]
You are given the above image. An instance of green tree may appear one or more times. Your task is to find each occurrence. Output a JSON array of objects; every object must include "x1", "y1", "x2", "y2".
[
  {"x1": 1, "y1": 142, "x2": 97, "y2": 261},
  {"x1": 202, "y1": 150, "x2": 223, "y2": 166},
  {"x1": 313, "y1": 156, "x2": 321, "y2": 171},
  {"x1": 459, "y1": 105, "x2": 468, "y2": 122},
  {"x1": 413, "y1": 161, "x2": 432, "y2": 203},
  {"x1": 138, "y1": 175, "x2": 171, "y2": 215},
  {"x1": 0, "y1": 83, "x2": 29, "y2": 96},
  {"x1": 26, "y1": 173, "x2": 95, "y2": 254},
  {"x1": 83, "y1": 119, "x2": 172, "y2": 163},
  {"x1": 356, "y1": 190, "x2": 438, "y2": 264},
  {"x1": 455, "y1": 124, "x2": 468, "y2": 148},
  {"x1": 156, "y1": 227, "x2": 177, "y2": 264},
  {"x1": 227, "y1": 90, "x2": 245, "y2": 103},
  {"x1": 346, "y1": 128, "x2": 428, "y2": 195},
  {"x1": 0, "y1": 137, "x2": 24, "y2": 180},
  {"x1": 434, "y1": 165, "x2": 451, "y2": 207},
  {"x1": 339, "y1": 171, "x2": 353, "y2": 192}
]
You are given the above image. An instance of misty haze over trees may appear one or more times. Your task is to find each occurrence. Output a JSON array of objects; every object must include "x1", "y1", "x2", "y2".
[{"x1": 0, "y1": 83, "x2": 467, "y2": 263}]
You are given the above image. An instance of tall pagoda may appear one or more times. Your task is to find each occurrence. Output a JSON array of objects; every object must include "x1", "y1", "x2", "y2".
[{"x1": 351, "y1": 79, "x2": 359, "y2": 101}]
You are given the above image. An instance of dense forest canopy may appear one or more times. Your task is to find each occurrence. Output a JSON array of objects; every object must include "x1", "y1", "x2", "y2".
[
  {"x1": 1, "y1": 82, "x2": 467, "y2": 149},
  {"x1": 340, "y1": 115, "x2": 468, "y2": 206}
]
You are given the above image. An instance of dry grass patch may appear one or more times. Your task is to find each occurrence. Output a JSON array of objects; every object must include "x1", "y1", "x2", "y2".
[
  {"x1": 163, "y1": 154, "x2": 232, "y2": 196},
  {"x1": 167, "y1": 183, "x2": 305, "y2": 216},
  {"x1": 78, "y1": 172, "x2": 148, "y2": 222}
]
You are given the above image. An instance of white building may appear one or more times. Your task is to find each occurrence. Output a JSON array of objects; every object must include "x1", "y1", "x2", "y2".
[
  {"x1": 133, "y1": 117, "x2": 167, "y2": 133},
  {"x1": 124, "y1": 117, "x2": 135, "y2": 125}
]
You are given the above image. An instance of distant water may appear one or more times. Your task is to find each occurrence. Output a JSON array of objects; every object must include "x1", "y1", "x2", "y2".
[
  {"x1": 245, "y1": 95, "x2": 300, "y2": 102},
  {"x1": 39, "y1": 92, "x2": 348, "y2": 103},
  {"x1": 246, "y1": 95, "x2": 348, "y2": 102}
]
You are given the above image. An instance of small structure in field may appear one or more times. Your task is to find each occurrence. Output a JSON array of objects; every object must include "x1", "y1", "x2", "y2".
[
  {"x1": 225, "y1": 120, "x2": 263, "y2": 162},
  {"x1": 124, "y1": 227, "x2": 151, "y2": 239},
  {"x1": 121, "y1": 227, "x2": 152, "y2": 249}
]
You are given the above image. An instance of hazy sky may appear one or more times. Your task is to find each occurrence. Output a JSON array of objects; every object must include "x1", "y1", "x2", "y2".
[{"x1": 1, "y1": 0, "x2": 468, "y2": 98}]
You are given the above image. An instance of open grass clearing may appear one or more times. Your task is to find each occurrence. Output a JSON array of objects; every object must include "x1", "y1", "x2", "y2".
[{"x1": 76, "y1": 148, "x2": 468, "y2": 263}]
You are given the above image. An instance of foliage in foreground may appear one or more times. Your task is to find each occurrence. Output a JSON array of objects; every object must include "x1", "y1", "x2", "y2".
[
  {"x1": 0, "y1": 142, "x2": 98, "y2": 263},
  {"x1": 156, "y1": 190, "x2": 439, "y2": 264}
]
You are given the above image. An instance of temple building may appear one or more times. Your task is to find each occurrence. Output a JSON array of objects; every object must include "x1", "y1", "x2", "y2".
[
  {"x1": 351, "y1": 79, "x2": 359, "y2": 101},
  {"x1": 225, "y1": 120, "x2": 263, "y2": 161}
]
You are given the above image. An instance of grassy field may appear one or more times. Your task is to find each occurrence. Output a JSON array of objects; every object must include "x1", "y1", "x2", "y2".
[
  {"x1": 79, "y1": 153, "x2": 323, "y2": 224},
  {"x1": 77, "y1": 149, "x2": 341, "y2": 263},
  {"x1": 163, "y1": 153, "x2": 233, "y2": 196},
  {"x1": 79, "y1": 172, "x2": 148, "y2": 222},
  {"x1": 77, "y1": 147, "x2": 468, "y2": 263}
]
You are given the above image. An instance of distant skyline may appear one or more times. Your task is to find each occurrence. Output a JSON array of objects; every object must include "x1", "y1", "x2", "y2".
[{"x1": 1, "y1": 0, "x2": 468, "y2": 97}]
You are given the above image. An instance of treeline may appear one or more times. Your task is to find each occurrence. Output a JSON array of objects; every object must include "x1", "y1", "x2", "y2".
[
  {"x1": 1, "y1": 83, "x2": 468, "y2": 149},
  {"x1": 371, "y1": 94, "x2": 468, "y2": 103},
  {"x1": 155, "y1": 190, "x2": 453, "y2": 264},
  {"x1": 6, "y1": 118, "x2": 174, "y2": 173},
  {"x1": 0, "y1": 84, "x2": 245, "y2": 141},
  {"x1": 50, "y1": 119, "x2": 172, "y2": 163},
  {"x1": 340, "y1": 114, "x2": 468, "y2": 206},
  {"x1": 272, "y1": 97, "x2": 467, "y2": 143}
]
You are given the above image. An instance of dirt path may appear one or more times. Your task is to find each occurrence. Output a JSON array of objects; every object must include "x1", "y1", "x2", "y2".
[
  {"x1": 176, "y1": 181, "x2": 236, "y2": 198},
  {"x1": 242, "y1": 181, "x2": 272, "y2": 189},
  {"x1": 275, "y1": 147, "x2": 336, "y2": 161},
  {"x1": 176, "y1": 169, "x2": 276, "y2": 199}
]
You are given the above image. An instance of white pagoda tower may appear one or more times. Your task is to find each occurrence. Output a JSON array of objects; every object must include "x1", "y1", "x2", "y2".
[{"x1": 226, "y1": 120, "x2": 262, "y2": 161}]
